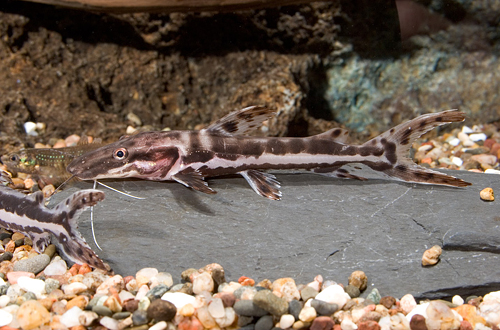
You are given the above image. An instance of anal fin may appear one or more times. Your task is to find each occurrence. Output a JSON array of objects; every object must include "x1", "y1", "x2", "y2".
[
  {"x1": 173, "y1": 170, "x2": 216, "y2": 195},
  {"x1": 239, "y1": 170, "x2": 282, "y2": 200}
]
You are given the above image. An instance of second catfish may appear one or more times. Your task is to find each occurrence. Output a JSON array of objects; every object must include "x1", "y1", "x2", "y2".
[{"x1": 67, "y1": 106, "x2": 471, "y2": 200}]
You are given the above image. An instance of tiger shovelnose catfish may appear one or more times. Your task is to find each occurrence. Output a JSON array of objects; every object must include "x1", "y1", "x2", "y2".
[
  {"x1": 66, "y1": 106, "x2": 471, "y2": 200},
  {"x1": 0, "y1": 185, "x2": 107, "y2": 270}
]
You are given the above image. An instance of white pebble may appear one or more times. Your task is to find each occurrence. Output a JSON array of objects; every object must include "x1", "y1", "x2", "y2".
[
  {"x1": 447, "y1": 137, "x2": 461, "y2": 146},
  {"x1": 126, "y1": 125, "x2": 137, "y2": 135},
  {"x1": 462, "y1": 126, "x2": 473, "y2": 134},
  {"x1": 150, "y1": 272, "x2": 173, "y2": 288},
  {"x1": 457, "y1": 132, "x2": 475, "y2": 147},
  {"x1": 451, "y1": 156, "x2": 463, "y2": 167},
  {"x1": 136, "y1": 267, "x2": 159, "y2": 287},
  {"x1": 44, "y1": 258, "x2": 68, "y2": 276},
  {"x1": 0, "y1": 308, "x2": 13, "y2": 326},
  {"x1": 135, "y1": 285, "x2": 150, "y2": 301},
  {"x1": 405, "y1": 302, "x2": 429, "y2": 321},
  {"x1": 279, "y1": 314, "x2": 295, "y2": 329},
  {"x1": 79, "y1": 311, "x2": 99, "y2": 326},
  {"x1": 100, "y1": 316, "x2": 120, "y2": 330},
  {"x1": 0, "y1": 278, "x2": 5, "y2": 286},
  {"x1": 139, "y1": 297, "x2": 151, "y2": 310},
  {"x1": 418, "y1": 144, "x2": 433, "y2": 152},
  {"x1": 400, "y1": 294, "x2": 417, "y2": 314},
  {"x1": 96, "y1": 275, "x2": 124, "y2": 295},
  {"x1": 485, "y1": 169, "x2": 500, "y2": 175},
  {"x1": 99, "y1": 316, "x2": 119, "y2": 330},
  {"x1": 63, "y1": 282, "x2": 88, "y2": 295},
  {"x1": 208, "y1": 298, "x2": 225, "y2": 318},
  {"x1": 380, "y1": 313, "x2": 409, "y2": 330},
  {"x1": 60, "y1": 306, "x2": 83, "y2": 327},
  {"x1": 119, "y1": 290, "x2": 135, "y2": 302},
  {"x1": 470, "y1": 133, "x2": 487, "y2": 142},
  {"x1": 483, "y1": 290, "x2": 500, "y2": 303},
  {"x1": 24, "y1": 122, "x2": 38, "y2": 136},
  {"x1": 149, "y1": 321, "x2": 168, "y2": 330},
  {"x1": 0, "y1": 295, "x2": 10, "y2": 308},
  {"x1": 17, "y1": 277, "x2": 46, "y2": 298},
  {"x1": 127, "y1": 112, "x2": 143, "y2": 126},
  {"x1": 314, "y1": 284, "x2": 350, "y2": 309},
  {"x1": 425, "y1": 300, "x2": 461, "y2": 330},
  {"x1": 192, "y1": 272, "x2": 214, "y2": 294},
  {"x1": 215, "y1": 307, "x2": 236, "y2": 328},
  {"x1": 162, "y1": 292, "x2": 196, "y2": 309},
  {"x1": 217, "y1": 281, "x2": 241, "y2": 294},
  {"x1": 452, "y1": 295, "x2": 464, "y2": 306},
  {"x1": 340, "y1": 317, "x2": 358, "y2": 330},
  {"x1": 299, "y1": 306, "x2": 317, "y2": 322}
]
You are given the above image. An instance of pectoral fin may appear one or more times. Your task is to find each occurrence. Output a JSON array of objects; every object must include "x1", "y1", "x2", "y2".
[
  {"x1": 173, "y1": 170, "x2": 216, "y2": 195},
  {"x1": 239, "y1": 170, "x2": 282, "y2": 200}
]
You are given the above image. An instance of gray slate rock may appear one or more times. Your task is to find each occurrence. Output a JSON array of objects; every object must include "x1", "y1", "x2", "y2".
[
  {"x1": 288, "y1": 300, "x2": 302, "y2": 320},
  {"x1": 132, "y1": 309, "x2": 149, "y2": 326},
  {"x1": 310, "y1": 299, "x2": 338, "y2": 316},
  {"x1": 13, "y1": 254, "x2": 50, "y2": 274},
  {"x1": 300, "y1": 286, "x2": 318, "y2": 301},
  {"x1": 233, "y1": 300, "x2": 269, "y2": 317},
  {"x1": 146, "y1": 284, "x2": 169, "y2": 301},
  {"x1": 255, "y1": 315, "x2": 274, "y2": 330},
  {"x1": 253, "y1": 290, "x2": 288, "y2": 316},
  {"x1": 54, "y1": 170, "x2": 500, "y2": 300},
  {"x1": 93, "y1": 305, "x2": 113, "y2": 317}
]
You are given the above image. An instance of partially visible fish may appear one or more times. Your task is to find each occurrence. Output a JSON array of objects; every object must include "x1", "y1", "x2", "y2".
[
  {"x1": 0, "y1": 185, "x2": 106, "y2": 269},
  {"x1": 1, "y1": 138, "x2": 104, "y2": 187},
  {"x1": 67, "y1": 106, "x2": 471, "y2": 200}
]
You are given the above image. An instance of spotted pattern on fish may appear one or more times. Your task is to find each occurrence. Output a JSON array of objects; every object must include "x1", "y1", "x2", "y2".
[
  {"x1": 0, "y1": 186, "x2": 106, "y2": 269},
  {"x1": 67, "y1": 107, "x2": 471, "y2": 200}
]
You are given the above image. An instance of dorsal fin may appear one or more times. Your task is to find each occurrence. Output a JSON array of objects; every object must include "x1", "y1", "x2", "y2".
[
  {"x1": 204, "y1": 106, "x2": 276, "y2": 136},
  {"x1": 313, "y1": 127, "x2": 351, "y2": 144}
]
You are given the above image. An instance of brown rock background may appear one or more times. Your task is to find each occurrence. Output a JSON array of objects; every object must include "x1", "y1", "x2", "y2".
[{"x1": 0, "y1": 0, "x2": 499, "y2": 156}]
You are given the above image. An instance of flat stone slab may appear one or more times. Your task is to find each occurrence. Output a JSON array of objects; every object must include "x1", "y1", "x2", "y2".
[{"x1": 52, "y1": 170, "x2": 500, "y2": 300}]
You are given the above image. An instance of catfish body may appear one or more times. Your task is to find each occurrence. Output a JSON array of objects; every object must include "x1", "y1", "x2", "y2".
[
  {"x1": 0, "y1": 185, "x2": 106, "y2": 269},
  {"x1": 67, "y1": 106, "x2": 470, "y2": 200}
]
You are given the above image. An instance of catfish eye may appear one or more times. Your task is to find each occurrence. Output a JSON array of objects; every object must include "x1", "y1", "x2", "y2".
[{"x1": 113, "y1": 148, "x2": 128, "y2": 160}]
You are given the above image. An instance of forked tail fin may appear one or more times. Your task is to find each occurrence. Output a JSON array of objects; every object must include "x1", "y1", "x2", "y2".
[{"x1": 363, "y1": 109, "x2": 471, "y2": 187}]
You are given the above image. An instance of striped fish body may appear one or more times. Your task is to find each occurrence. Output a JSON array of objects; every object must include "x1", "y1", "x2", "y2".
[
  {"x1": 67, "y1": 106, "x2": 470, "y2": 200},
  {"x1": 0, "y1": 186, "x2": 106, "y2": 269}
]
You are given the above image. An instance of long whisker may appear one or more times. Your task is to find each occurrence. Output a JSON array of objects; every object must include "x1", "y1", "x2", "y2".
[
  {"x1": 96, "y1": 181, "x2": 146, "y2": 199},
  {"x1": 91, "y1": 180, "x2": 103, "y2": 251},
  {"x1": 51, "y1": 174, "x2": 76, "y2": 196}
]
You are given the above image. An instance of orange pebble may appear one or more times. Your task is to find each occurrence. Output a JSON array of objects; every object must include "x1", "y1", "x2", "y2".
[
  {"x1": 421, "y1": 157, "x2": 433, "y2": 164},
  {"x1": 78, "y1": 263, "x2": 92, "y2": 275},
  {"x1": 178, "y1": 317, "x2": 204, "y2": 330},
  {"x1": 5, "y1": 240, "x2": 16, "y2": 253},
  {"x1": 238, "y1": 276, "x2": 255, "y2": 286},
  {"x1": 70, "y1": 326, "x2": 87, "y2": 330},
  {"x1": 7, "y1": 271, "x2": 35, "y2": 284},
  {"x1": 69, "y1": 264, "x2": 80, "y2": 276},
  {"x1": 0, "y1": 326, "x2": 21, "y2": 330},
  {"x1": 453, "y1": 304, "x2": 486, "y2": 328}
]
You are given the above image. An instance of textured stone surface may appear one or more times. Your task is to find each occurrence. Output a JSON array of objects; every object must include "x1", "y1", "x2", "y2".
[{"x1": 52, "y1": 169, "x2": 500, "y2": 300}]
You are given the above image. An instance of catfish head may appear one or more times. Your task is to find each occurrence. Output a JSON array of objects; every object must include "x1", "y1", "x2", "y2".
[{"x1": 66, "y1": 132, "x2": 180, "y2": 181}]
